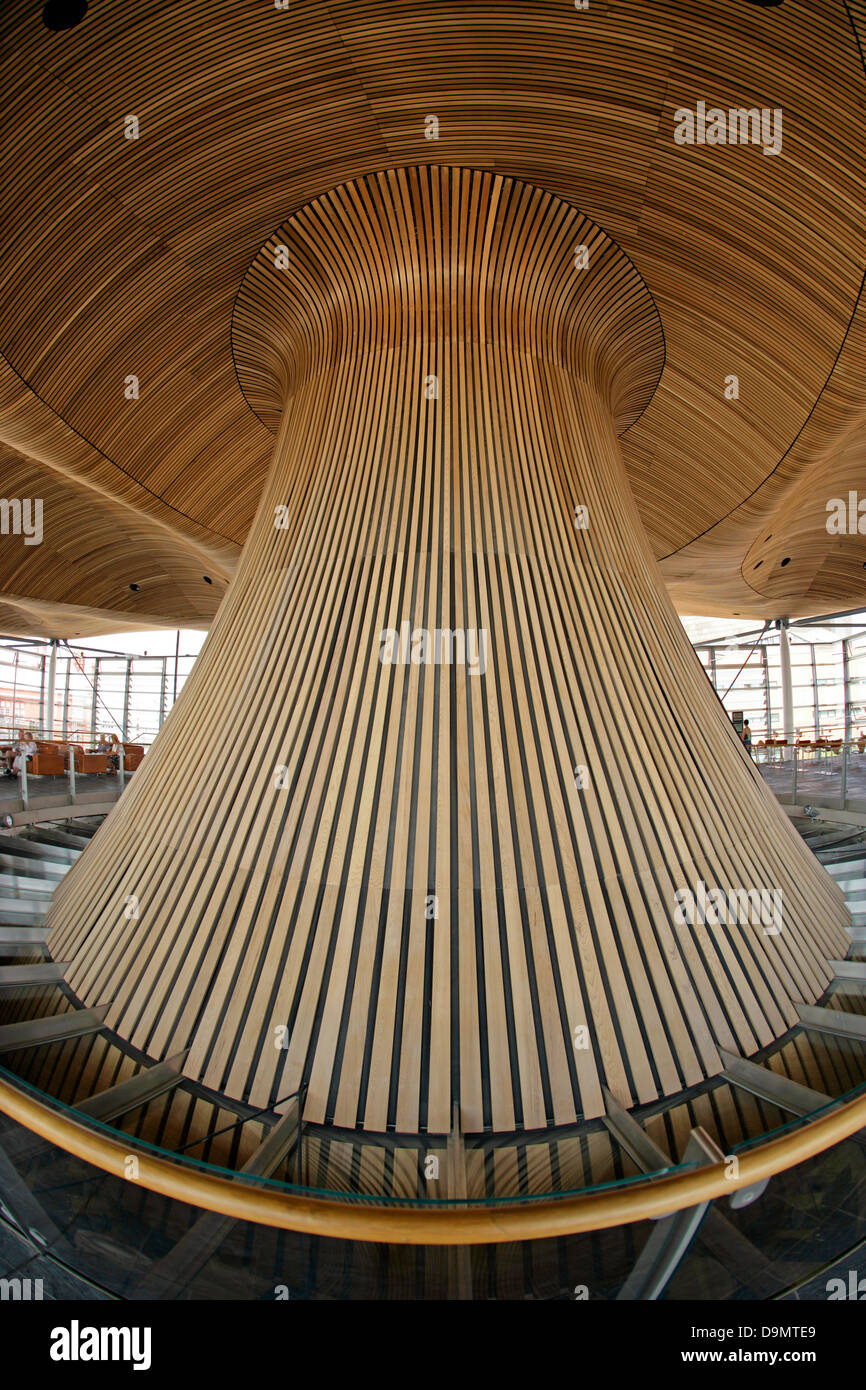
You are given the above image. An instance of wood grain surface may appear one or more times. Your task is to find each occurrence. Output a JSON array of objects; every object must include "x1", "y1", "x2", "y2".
[{"x1": 1, "y1": 1, "x2": 865, "y2": 630}]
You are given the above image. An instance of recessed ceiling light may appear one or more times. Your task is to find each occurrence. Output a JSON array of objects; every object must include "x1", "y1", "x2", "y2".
[
  {"x1": 780, "y1": 557, "x2": 791, "y2": 567},
  {"x1": 203, "y1": 576, "x2": 213, "y2": 584},
  {"x1": 129, "y1": 583, "x2": 140, "y2": 592},
  {"x1": 42, "y1": 0, "x2": 88, "y2": 32}
]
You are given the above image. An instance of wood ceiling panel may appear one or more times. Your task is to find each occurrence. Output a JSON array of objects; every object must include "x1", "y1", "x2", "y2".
[{"x1": 0, "y1": 0, "x2": 864, "y2": 626}]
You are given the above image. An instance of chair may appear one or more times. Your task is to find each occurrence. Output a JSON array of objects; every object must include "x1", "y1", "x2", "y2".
[
  {"x1": 122, "y1": 744, "x2": 145, "y2": 771},
  {"x1": 30, "y1": 744, "x2": 66, "y2": 776},
  {"x1": 66, "y1": 743, "x2": 110, "y2": 774}
]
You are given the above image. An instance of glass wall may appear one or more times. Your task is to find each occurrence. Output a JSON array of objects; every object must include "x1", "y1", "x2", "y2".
[
  {"x1": 0, "y1": 637, "x2": 201, "y2": 748},
  {"x1": 688, "y1": 613, "x2": 866, "y2": 745},
  {"x1": 848, "y1": 632, "x2": 866, "y2": 741},
  {"x1": 3, "y1": 614, "x2": 866, "y2": 755}
]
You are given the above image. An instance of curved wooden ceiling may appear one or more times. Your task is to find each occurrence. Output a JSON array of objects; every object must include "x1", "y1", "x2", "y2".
[{"x1": 1, "y1": 0, "x2": 865, "y2": 632}]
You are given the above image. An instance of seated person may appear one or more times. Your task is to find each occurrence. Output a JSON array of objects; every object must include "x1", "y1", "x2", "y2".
[
  {"x1": 10, "y1": 731, "x2": 37, "y2": 778},
  {"x1": 4, "y1": 728, "x2": 27, "y2": 775}
]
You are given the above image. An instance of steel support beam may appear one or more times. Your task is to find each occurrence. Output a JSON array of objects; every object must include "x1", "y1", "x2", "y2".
[
  {"x1": 778, "y1": 619, "x2": 794, "y2": 760},
  {"x1": 121, "y1": 658, "x2": 132, "y2": 742},
  {"x1": 62, "y1": 650, "x2": 70, "y2": 741},
  {"x1": 0, "y1": 926, "x2": 49, "y2": 945},
  {"x1": 0, "y1": 1006, "x2": 109, "y2": 1053},
  {"x1": 130, "y1": 1097, "x2": 301, "y2": 1299},
  {"x1": 44, "y1": 639, "x2": 57, "y2": 740},
  {"x1": 75, "y1": 1051, "x2": 189, "y2": 1123},
  {"x1": 718, "y1": 1047, "x2": 832, "y2": 1117},
  {"x1": 0, "y1": 963, "x2": 69, "y2": 987},
  {"x1": 797, "y1": 1004, "x2": 866, "y2": 1041},
  {"x1": 603, "y1": 1089, "x2": 776, "y2": 1299},
  {"x1": 829, "y1": 960, "x2": 866, "y2": 984},
  {"x1": 90, "y1": 658, "x2": 99, "y2": 744},
  {"x1": 446, "y1": 1102, "x2": 473, "y2": 1300}
]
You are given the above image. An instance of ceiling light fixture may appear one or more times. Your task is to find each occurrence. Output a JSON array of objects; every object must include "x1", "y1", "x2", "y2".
[{"x1": 42, "y1": 1, "x2": 88, "y2": 32}]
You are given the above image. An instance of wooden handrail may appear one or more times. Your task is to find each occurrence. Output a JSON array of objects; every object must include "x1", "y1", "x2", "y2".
[{"x1": 2, "y1": 1074, "x2": 866, "y2": 1245}]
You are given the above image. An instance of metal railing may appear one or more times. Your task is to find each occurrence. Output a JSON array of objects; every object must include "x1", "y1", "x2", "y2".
[
  {"x1": 0, "y1": 738, "x2": 132, "y2": 817},
  {"x1": 757, "y1": 740, "x2": 866, "y2": 813},
  {"x1": 2, "y1": 1068, "x2": 866, "y2": 1245}
]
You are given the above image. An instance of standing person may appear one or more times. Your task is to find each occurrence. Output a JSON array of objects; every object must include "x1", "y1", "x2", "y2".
[
  {"x1": 742, "y1": 719, "x2": 753, "y2": 756},
  {"x1": 108, "y1": 736, "x2": 122, "y2": 773}
]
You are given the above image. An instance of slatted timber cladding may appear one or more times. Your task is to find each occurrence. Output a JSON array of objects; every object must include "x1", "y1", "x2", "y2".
[{"x1": 47, "y1": 167, "x2": 850, "y2": 1137}]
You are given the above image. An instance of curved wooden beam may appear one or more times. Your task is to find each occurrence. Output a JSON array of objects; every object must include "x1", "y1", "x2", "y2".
[{"x1": 1, "y1": 1068, "x2": 865, "y2": 1245}]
